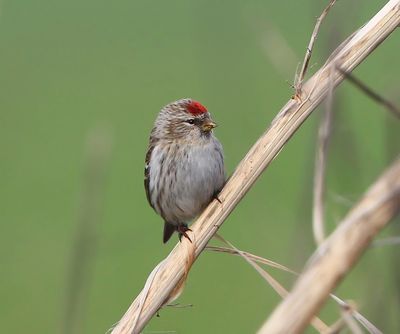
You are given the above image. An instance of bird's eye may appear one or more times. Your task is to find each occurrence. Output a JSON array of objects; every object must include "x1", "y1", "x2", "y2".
[{"x1": 185, "y1": 119, "x2": 195, "y2": 125}]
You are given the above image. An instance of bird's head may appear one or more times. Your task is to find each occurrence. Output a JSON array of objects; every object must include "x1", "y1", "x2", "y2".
[{"x1": 154, "y1": 98, "x2": 217, "y2": 142}]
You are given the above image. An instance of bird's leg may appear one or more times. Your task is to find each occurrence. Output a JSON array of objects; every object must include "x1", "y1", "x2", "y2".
[{"x1": 177, "y1": 223, "x2": 192, "y2": 243}]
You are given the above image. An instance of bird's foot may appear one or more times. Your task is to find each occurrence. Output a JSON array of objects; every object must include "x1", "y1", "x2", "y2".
[
  {"x1": 213, "y1": 191, "x2": 222, "y2": 204},
  {"x1": 178, "y1": 224, "x2": 192, "y2": 243}
]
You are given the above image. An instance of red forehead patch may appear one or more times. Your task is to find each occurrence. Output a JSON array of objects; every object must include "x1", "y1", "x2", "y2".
[{"x1": 187, "y1": 100, "x2": 207, "y2": 115}]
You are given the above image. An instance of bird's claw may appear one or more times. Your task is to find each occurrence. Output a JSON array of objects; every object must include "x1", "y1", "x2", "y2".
[{"x1": 178, "y1": 224, "x2": 192, "y2": 243}]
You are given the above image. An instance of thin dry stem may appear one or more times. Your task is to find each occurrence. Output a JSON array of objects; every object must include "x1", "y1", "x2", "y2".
[
  {"x1": 258, "y1": 158, "x2": 400, "y2": 333},
  {"x1": 206, "y1": 245, "x2": 297, "y2": 274},
  {"x1": 337, "y1": 66, "x2": 400, "y2": 118},
  {"x1": 313, "y1": 65, "x2": 334, "y2": 245},
  {"x1": 327, "y1": 318, "x2": 346, "y2": 334},
  {"x1": 372, "y1": 236, "x2": 400, "y2": 247},
  {"x1": 208, "y1": 242, "x2": 382, "y2": 333},
  {"x1": 350, "y1": 310, "x2": 383, "y2": 334},
  {"x1": 295, "y1": 0, "x2": 337, "y2": 95},
  {"x1": 341, "y1": 308, "x2": 364, "y2": 334},
  {"x1": 111, "y1": 1, "x2": 400, "y2": 333},
  {"x1": 329, "y1": 295, "x2": 382, "y2": 334},
  {"x1": 214, "y1": 235, "x2": 329, "y2": 333}
]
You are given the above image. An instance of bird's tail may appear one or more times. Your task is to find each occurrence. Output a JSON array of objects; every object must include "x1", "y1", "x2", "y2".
[{"x1": 163, "y1": 222, "x2": 175, "y2": 243}]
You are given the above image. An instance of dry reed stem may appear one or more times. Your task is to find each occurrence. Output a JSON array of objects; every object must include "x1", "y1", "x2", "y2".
[
  {"x1": 326, "y1": 318, "x2": 346, "y2": 334},
  {"x1": 329, "y1": 295, "x2": 382, "y2": 334},
  {"x1": 206, "y1": 246, "x2": 297, "y2": 275},
  {"x1": 214, "y1": 235, "x2": 329, "y2": 333},
  {"x1": 372, "y1": 236, "x2": 400, "y2": 247},
  {"x1": 111, "y1": 1, "x2": 400, "y2": 333},
  {"x1": 258, "y1": 157, "x2": 400, "y2": 334},
  {"x1": 328, "y1": 301, "x2": 365, "y2": 334},
  {"x1": 337, "y1": 67, "x2": 400, "y2": 119},
  {"x1": 313, "y1": 65, "x2": 334, "y2": 245},
  {"x1": 340, "y1": 307, "x2": 364, "y2": 334},
  {"x1": 295, "y1": 0, "x2": 337, "y2": 95},
  {"x1": 208, "y1": 243, "x2": 382, "y2": 333},
  {"x1": 312, "y1": 11, "x2": 340, "y2": 246}
]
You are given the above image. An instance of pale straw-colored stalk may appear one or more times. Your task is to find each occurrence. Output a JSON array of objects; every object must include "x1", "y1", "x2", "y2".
[{"x1": 258, "y1": 158, "x2": 400, "y2": 333}]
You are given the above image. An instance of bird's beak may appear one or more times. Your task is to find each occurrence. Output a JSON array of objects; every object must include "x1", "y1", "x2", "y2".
[{"x1": 201, "y1": 120, "x2": 217, "y2": 132}]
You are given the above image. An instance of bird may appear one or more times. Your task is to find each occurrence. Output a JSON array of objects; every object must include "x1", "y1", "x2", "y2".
[{"x1": 144, "y1": 98, "x2": 225, "y2": 243}]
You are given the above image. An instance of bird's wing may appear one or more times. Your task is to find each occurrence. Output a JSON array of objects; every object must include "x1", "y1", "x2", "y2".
[{"x1": 144, "y1": 131, "x2": 158, "y2": 209}]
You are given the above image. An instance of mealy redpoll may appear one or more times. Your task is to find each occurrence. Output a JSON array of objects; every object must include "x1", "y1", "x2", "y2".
[{"x1": 144, "y1": 98, "x2": 225, "y2": 243}]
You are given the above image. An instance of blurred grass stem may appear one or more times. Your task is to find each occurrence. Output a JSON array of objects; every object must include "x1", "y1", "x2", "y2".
[
  {"x1": 337, "y1": 66, "x2": 400, "y2": 119},
  {"x1": 62, "y1": 125, "x2": 113, "y2": 334},
  {"x1": 213, "y1": 234, "x2": 329, "y2": 333},
  {"x1": 312, "y1": 65, "x2": 334, "y2": 245},
  {"x1": 208, "y1": 242, "x2": 382, "y2": 333},
  {"x1": 258, "y1": 158, "x2": 400, "y2": 333}
]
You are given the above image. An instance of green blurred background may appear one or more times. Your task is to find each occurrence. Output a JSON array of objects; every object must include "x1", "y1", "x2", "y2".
[{"x1": 1, "y1": 0, "x2": 399, "y2": 333}]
